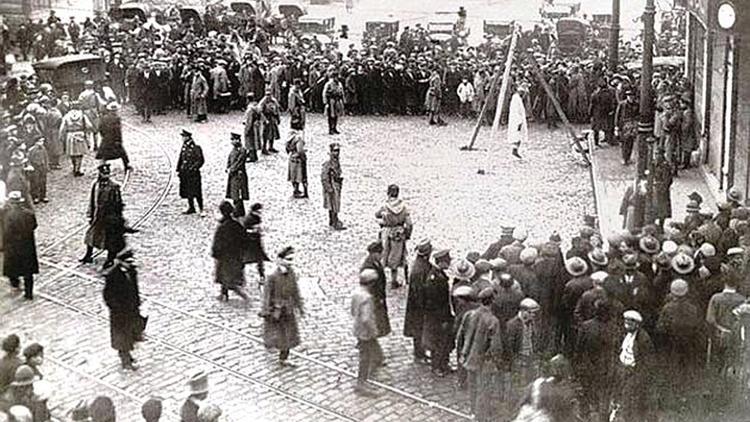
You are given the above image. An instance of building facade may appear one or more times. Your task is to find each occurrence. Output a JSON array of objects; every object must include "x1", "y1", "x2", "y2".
[{"x1": 686, "y1": 0, "x2": 749, "y2": 199}]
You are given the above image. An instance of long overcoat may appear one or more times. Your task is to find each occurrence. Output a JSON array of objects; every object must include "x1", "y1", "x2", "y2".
[
  {"x1": 421, "y1": 267, "x2": 454, "y2": 352},
  {"x1": 190, "y1": 72, "x2": 209, "y2": 117},
  {"x1": 241, "y1": 211, "x2": 270, "y2": 264},
  {"x1": 323, "y1": 78, "x2": 345, "y2": 118},
  {"x1": 41, "y1": 107, "x2": 63, "y2": 159},
  {"x1": 226, "y1": 146, "x2": 249, "y2": 200},
  {"x1": 262, "y1": 265, "x2": 304, "y2": 350},
  {"x1": 177, "y1": 141, "x2": 204, "y2": 199},
  {"x1": 84, "y1": 179, "x2": 125, "y2": 252},
  {"x1": 2, "y1": 203, "x2": 39, "y2": 278},
  {"x1": 375, "y1": 198, "x2": 412, "y2": 270},
  {"x1": 287, "y1": 133, "x2": 306, "y2": 184},
  {"x1": 321, "y1": 158, "x2": 342, "y2": 213},
  {"x1": 211, "y1": 216, "x2": 247, "y2": 289},
  {"x1": 404, "y1": 255, "x2": 431, "y2": 338},
  {"x1": 361, "y1": 253, "x2": 392, "y2": 337},
  {"x1": 103, "y1": 263, "x2": 144, "y2": 352},
  {"x1": 96, "y1": 112, "x2": 127, "y2": 161}
]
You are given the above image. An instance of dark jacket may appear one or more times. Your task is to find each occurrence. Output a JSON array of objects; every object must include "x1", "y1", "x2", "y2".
[
  {"x1": 361, "y1": 253, "x2": 392, "y2": 337},
  {"x1": 103, "y1": 263, "x2": 144, "y2": 352},
  {"x1": 2, "y1": 203, "x2": 39, "y2": 278},
  {"x1": 177, "y1": 141, "x2": 204, "y2": 199},
  {"x1": 403, "y1": 255, "x2": 431, "y2": 338},
  {"x1": 505, "y1": 316, "x2": 547, "y2": 365},
  {"x1": 96, "y1": 112, "x2": 127, "y2": 160},
  {"x1": 211, "y1": 217, "x2": 247, "y2": 288}
]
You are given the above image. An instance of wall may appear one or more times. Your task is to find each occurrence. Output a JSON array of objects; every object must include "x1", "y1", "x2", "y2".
[
  {"x1": 706, "y1": 34, "x2": 726, "y2": 185},
  {"x1": 732, "y1": 33, "x2": 750, "y2": 198}
]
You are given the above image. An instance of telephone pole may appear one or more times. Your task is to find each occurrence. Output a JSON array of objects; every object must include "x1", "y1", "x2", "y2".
[
  {"x1": 608, "y1": 0, "x2": 620, "y2": 70},
  {"x1": 633, "y1": 0, "x2": 656, "y2": 228}
]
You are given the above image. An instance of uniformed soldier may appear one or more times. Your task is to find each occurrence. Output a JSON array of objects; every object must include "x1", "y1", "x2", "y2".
[{"x1": 321, "y1": 143, "x2": 345, "y2": 230}]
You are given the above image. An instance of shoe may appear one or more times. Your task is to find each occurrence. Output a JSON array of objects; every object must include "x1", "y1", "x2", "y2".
[
  {"x1": 121, "y1": 362, "x2": 138, "y2": 371},
  {"x1": 279, "y1": 360, "x2": 298, "y2": 367},
  {"x1": 269, "y1": 148, "x2": 279, "y2": 153},
  {"x1": 79, "y1": 256, "x2": 94, "y2": 264},
  {"x1": 332, "y1": 130, "x2": 340, "y2": 134},
  {"x1": 293, "y1": 191, "x2": 304, "y2": 198},
  {"x1": 333, "y1": 222, "x2": 347, "y2": 231},
  {"x1": 414, "y1": 356, "x2": 430, "y2": 365},
  {"x1": 124, "y1": 226, "x2": 140, "y2": 234},
  {"x1": 125, "y1": 166, "x2": 134, "y2": 172},
  {"x1": 217, "y1": 293, "x2": 229, "y2": 302},
  {"x1": 261, "y1": 150, "x2": 270, "y2": 155},
  {"x1": 429, "y1": 120, "x2": 436, "y2": 125},
  {"x1": 23, "y1": 295, "x2": 33, "y2": 301},
  {"x1": 622, "y1": 159, "x2": 631, "y2": 165},
  {"x1": 41, "y1": 198, "x2": 49, "y2": 203},
  {"x1": 182, "y1": 208, "x2": 196, "y2": 215},
  {"x1": 512, "y1": 148, "x2": 522, "y2": 159}
]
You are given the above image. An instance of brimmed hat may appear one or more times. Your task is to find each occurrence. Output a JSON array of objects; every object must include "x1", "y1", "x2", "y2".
[
  {"x1": 105, "y1": 102, "x2": 120, "y2": 111},
  {"x1": 415, "y1": 239, "x2": 432, "y2": 256},
  {"x1": 7, "y1": 191, "x2": 24, "y2": 203},
  {"x1": 329, "y1": 142, "x2": 341, "y2": 152},
  {"x1": 662, "y1": 240, "x2": 678, "y2": 255},
  {"x1": 180, "y1": 129, "x2": 192, "y2": 137},
  {"x1": 477, "y1": 287, "x2": 494, "y2": 301},
  {"x1": 452, "y1": 285, "x2": 475, "y2": 298},
  {"x1": 520, "y1": 247, "x2": 538, "y2": 265},
  {"x1": 367, "y1": 240, "x2": 383, "y2": 253},
  {"x1": 489, "y1": 258, "x2": 507, "y2": 271},
  {"x1": 359, "y1": 269, "x2": 379, "y2": 285},
  {"x1": 433, "y1": 249, "x2": 451, "y2": 262},
  {"x1": 639, "y1": 236, "x2": 660, "y2": 254},
  {"x1": 726, "y1": 247, "x2": 744, "y2": 257},
  {"x1": 588, "y1": 248, "x2": 608, "y2": 267},
  {"x1": 520, "y1": 298, "x2": 540, "y2": 310},
  {"x1": 590, "y1": 271, "x2": 608, "y2": 285},
  {"x1": 10, "y1": 365, "x2": 34, "y2": 386},
  {"x1": 727, "y1": 186, "x2": 743, "y2": 203},
  {"x1": 450, "y1": 258, "x2": 476, "y2": 280},
  {"x1": 623, "y1": 310, "x2": 643, "y2": 322},
  {"x1": 670, "y1": 279, "x2": 689, "y2": 297},
  {"x1": 622, "y1": 253, "x2": 639, "y2": 270},
  {"x1": 474, "y1": 259, "x2": 492, "y2": 274},
  {"x1": 512, "y1": 227, "x2": 528, "y2": 242},
  {"x1": 98, "y1": 162, "x2": 111, "y2": 175},
  {"x1": 230, "y1": 132, "x2": 241, "y2": 141},
  {"x1": 565, "y1": 257, "x2": 588, "y2": 277},
  {"x1": 141, "y1": 398, "x2": 163, "y2": 420},
  {"x1": 501, "y1": 226, "x2": 515, "y2": 237},
  {"x1": 698, "y1": 242, "x2": 716, "y2": 258},
  {"x1": 187, "y1": 369, "x2": 209, "y2": 395},
  {"x1": 671, "y1": 253, "x2": 695, "y2": 275}
]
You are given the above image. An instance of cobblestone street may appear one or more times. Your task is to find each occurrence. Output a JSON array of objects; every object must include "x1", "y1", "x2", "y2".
[{"x1": 1, "y1": 107, "x2": 594, "y2": 420}]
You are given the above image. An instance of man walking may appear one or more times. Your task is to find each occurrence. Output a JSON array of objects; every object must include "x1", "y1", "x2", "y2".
[
  {"x1": 97, "y1": 102, "x2": 131, "y2": 172},
  {"x1": 103, "y1": 248, "x2": 145, "y2": 370},
  {"x1": 80, "y1": 163, "x2": 126, "y2": 268},
  {"x1": 226, "y1": 133, "x2": 248, "y2": 217},
  {"x1": 321, "y1": 143, "x2": 345, "y2": 230},
  {"x1": 351, "y1": 269, "x2": 382, "y2": 397},
  {"x1": 2, "y1": 191, "x2": 38, "y2": 300},
  {"x1": 404, "y1": 239, "x2": 433, "y2": 364},
  {"x1": 177, "y1": 130, "x2": 205, "y2": 215},
  {"x1": 589, "y1": 77, "x2": 616, "y2": 147}
]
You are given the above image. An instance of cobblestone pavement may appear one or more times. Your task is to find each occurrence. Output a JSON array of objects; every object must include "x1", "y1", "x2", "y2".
[{"x1": 2, "y1": 107, "x2": 594, "y2": 421}]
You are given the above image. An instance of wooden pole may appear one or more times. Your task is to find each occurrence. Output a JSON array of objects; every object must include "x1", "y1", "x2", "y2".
[
  {"x1": 489, "y1": 26, "x2": 520, "y2": 139},
  {"x1": 525, "y1": 52, "x2": 589, "y2": 163},
  {"x1": 462, "y1": 28, "x2": 518, "y2": 151}
]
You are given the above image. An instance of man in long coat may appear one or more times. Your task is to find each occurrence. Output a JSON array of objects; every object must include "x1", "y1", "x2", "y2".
[
  {"x1": 103, "y1": 248, "x2": 145, "y2": 370},
  {"x1": 424, "y1": 68, "x2": 446, "y2": 126},
  {"x1": 288, "y1": 79, "x2": 306, "y2": 131},
  {"x1": 80, "y1": 163, "x2": 126, "y2": 269},
  {"x1": 243, "y1": 93, "x2": 263, "y2": 162},
  {"x1": 212, "y1": 201, "x2": 250, "y2": 302},
  {"x1": 375, "y1": 184, "x2": 412, "y2": 288},
  {"x1": 322, "y1": 66, "x2": 345, "y2": 135},
  {"x1": 286, "y1": 129, "x2": 307, "y2": 198},
  {"x1": 361, "y1": 241, "x2": 392, "y2": 340},
  {"x1": 78, "y1": 80, "x2": 103, "y2": 148},
  {"x1": 321, "y1": 143, "x2": 345, "y2": 230},
  {"x1": 261, "y1": 246, "x2": 304, "y2": 366},
  {"x1": 96, "y1": 102, "x2": 131, "y2": 172},
  {"x1": 456, "y1": 288, "x2": 504, "y2": 420},
  {"x1": 176, "y1": 130, "x2": 204, "y2": 215},
  {"x1": 40, "y1": 96, "x2": 63, "y2": 170},
  {"x1": 259, "y1": 87, "x2": 280, "y2": 154},
  {"x1": 405, "y1": 239, "x2": 433, "y2": 363},
  {"x1": 226, "y1": 133, "x2": 248, "y2": 217},
  {"x1": 209, "y1": 60, "x2": 230, "y2": 113},
  {"x1": 575, "y1": 299, "x2": 615, "y2": 419},
  {"x1": 589, "y1": 77, "x2": 616, "y2": 146},
  {"x1": 2, "y1": 191, "x2": 38, "y2": 300},
  {"x1": 190, "y1": 66, "x2": 209, "y2": 122},
  {"x1": 422, "y1": 249, "x2": 454, "y2": 376}
]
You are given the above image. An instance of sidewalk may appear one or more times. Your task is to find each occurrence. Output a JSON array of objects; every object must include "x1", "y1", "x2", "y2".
[{"x1": 590, "y1": 142, "x2": 717, "y2": 242}]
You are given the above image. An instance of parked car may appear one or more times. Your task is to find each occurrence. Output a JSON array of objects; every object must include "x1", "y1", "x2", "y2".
[
  {"x1": 32, "y1": 54, "x2": 105, "y2": 97},
  {"x1": 364, "y1": 19, "x2": 399, "y2": 41},
  {"x1": 556, "y1": 17, "x2": 590, "y2": 55}
]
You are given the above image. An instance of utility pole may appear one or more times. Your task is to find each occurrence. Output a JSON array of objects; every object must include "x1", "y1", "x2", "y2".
[
  {"x1": 608, "y1": 0, "x2": 620, "y2": 71},
  {"x1": 633, "y1": 0, "x2": 656, "y2": 228}
]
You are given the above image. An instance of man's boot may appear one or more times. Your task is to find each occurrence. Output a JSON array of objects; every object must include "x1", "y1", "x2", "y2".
[
  {"x1": 292, "y1": 183, "x2": 302, "y2": 198},
  {"x1": 301, "y1": 183, "x2": 309, "y2": 198}
]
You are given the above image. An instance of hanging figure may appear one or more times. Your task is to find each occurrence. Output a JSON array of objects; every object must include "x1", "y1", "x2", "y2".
[{"x1": 507, "y1": 85, "x2": 528, "y2": 159}]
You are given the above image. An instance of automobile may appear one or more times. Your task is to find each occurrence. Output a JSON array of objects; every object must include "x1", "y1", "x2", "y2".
[
  {"x1": 297, "y1": 15, "x2": 335, "y2": 36},
  {"x1": 591, "y1": 13, "x2": 612, "y2": 43},
  {"x1": 111, "y1": 2, "x2": 152, "y2": 22},
  {"x1": 227, "y1": 0, "x2": 256, "y2": 15},
  {"x1": 180, "y1": 6, "x2": 206, "y2": 25},
  {"x1": 277, "y1": 1, "x2": 307, "y2": 21},
  {"x1": 483, "y1": 20, "x2": 512, "y2": 38},
  {"x1": 556, "y1": 17, "x2": 590, "y2": 55},
  {"x1": 32, "y1": 54, "x2": 105, "y2": 97},
  {"x1": 541, "y1": 4, "x2": 574, "y2": 19},
  {"x1": 364, "y1": 19, "x2": 399, "y2": 41}
]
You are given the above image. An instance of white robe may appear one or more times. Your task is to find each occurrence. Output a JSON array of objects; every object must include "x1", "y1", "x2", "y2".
[{"x1": 508, "y1": 92, "x2": 528, "y2": 147}]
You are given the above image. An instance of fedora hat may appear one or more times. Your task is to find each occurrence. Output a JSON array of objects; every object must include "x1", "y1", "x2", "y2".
[
  {"x1": 11, "y1": 365, "x2": 34, "y2": 386},
  {"x1": 588, "y1": 248, "x2": 608, "y2": 267},
  {"x1": 7, "y1": 191, "x2": 24, "y2": 203},
  {"x1": 520, "y1": 247, "x2": 538, "y2": 265},
  {"x1": 415, "y1": 239, "x2": 432, "y2": 256},
  {"x1": 565, "y1": 257, "x2": 588, "y2": 277},
  {"x1": 670, "y1": 279, "x2": 689, "y2": 297},
  {"x1": 639, "y1": 236, "x2": 660, "y2": 255},
  {"x1": 187, "y1": 369, "x2": 209, "y2": 395},
  {"x1": 449, "y1": 258, "x2": 476, "y2": 281},
  {"x1": 622, "y1": 253, "x2": 639, "y2": 270},
  {"x1": 671, "y1": 253, "x2": 695, "y2": 275},
  {"x1": 180, "y1": 129, "x2": 192, "y2": 138}
]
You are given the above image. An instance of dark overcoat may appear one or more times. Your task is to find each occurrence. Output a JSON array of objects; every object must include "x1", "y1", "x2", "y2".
[
  {"x1": 241, "y1": 212, "x2": 270, "y2": 264},
  {"x1": 84, "y1": 179, "x2": 125, "y2": 252},
  {"x1": 261, "y1": 266, "x2": 303, "y2": 350},
  {"x1": 211, "y1": 216, "x2": 247, "y2": 289},
  {"x1": 404, "y1": 255, "x2": 431, "y2": 338},
  {"x1": 361, "y1": 253, "x2": 392, "y2": 337},
  {"x1": 2, "y1": 203, "x2": 39, "y2": 277},
  {"x1": 177, "y1": 141, "x2": 204, "y2": 199},
  {"x1": 421, "y1": 267, "x2": 454, "y2": 352},
  {"x1": 103, "y1": 264, "x2": 144, "y2": 352},
  {"x1": 226, "y1": 146, "x2": 249, "y2": 200},
  {"x1": 96, "y1": 112, "x2": 127, "y2": 161}
]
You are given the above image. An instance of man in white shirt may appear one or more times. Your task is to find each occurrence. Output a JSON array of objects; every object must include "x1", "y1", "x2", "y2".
[{"x1": 610, "y1": 310, "x2": 655, "y2": 422}]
